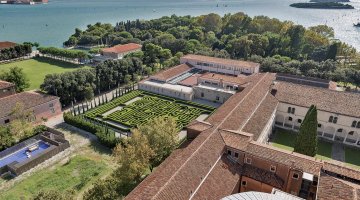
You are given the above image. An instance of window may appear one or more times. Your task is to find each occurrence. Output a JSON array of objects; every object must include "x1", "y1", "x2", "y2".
[
  {"x1": 245, "y1": 158, "x2": 252, "y2": 164},
  {"x1": 270, "y1": 165, "x2": 276, "y2": 172},
  {"x1": 288, "y1": 107, "x2": 292, "y2": 113},
  {"x1": 216, "y1": 96, "x2": 220, "y2": 101},
  {"x1": 292, "y1": 173, "x2": 299, "y2": 179},
  {"x1": 352, "y1": 121, "x2": 357, "y2": 128},
  {"x1": 333, "y1": 117, "x2": 338, "y2": 124},
  {"x1": 318, "y1": 124, "x2": 322, "y2": 128},
  {"x1": 288, "y1": 117, "x2": 293, "y2": 121},
  {"x1": 337, "y1": 129, "x2": 343, "y2": 132},
  {"x1": 291, "y1": 108, "x2": 295, "y2": 114},
  {"x1": 4, "y1": 119, "x2": 10, "y2": 124},
  {"x1": 49, "y1": 103, "x2": 54, "y2": 107},
  {"x1": 297, "y1": 119, "x2": 302, "y2": 123},
  {"x1": 329, "y1": 116, "x2": 333, "y2": 122},
  {"x1": 201, "y1": 92, "x2": 204, "y2": 97},
  {"x1": 50, "y1": 108, "x2": 55, "y2": 113},
  {"x1": 312, "y1": 181, "x2": 318, "y2": 186},
  {"x1": 349, "y1": 131, "x2": 354, "y2": 135},
  {"x1": 357, "y1": 122, "x2": 360, "y2": 128},
  {"x1": 227, "y1": 150, "x2": 231, "y2": 155},
  {"x1": 234, "y1": 152, "x2": 239, "y2": 158},
  {"x1": 241, "y1": 181, "x2": 247, "y2": 186}
]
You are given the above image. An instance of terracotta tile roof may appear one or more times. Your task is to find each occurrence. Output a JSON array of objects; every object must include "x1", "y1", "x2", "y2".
[
  {"x1": 323, "y1": 160, "x2": 360, "y2": 180},
  {"x1": 0, "y1": 41, "x2": 17, "y2": 50},
  {"x1": 219, "y1": 129, "x2": 252, "y2": 151},
  {"x1": 245, "y1": 142, "x2": 322, "y2": 175},
  {"x1": 186, "y1": 120, "x2": 213, "y2": 132},
  {"x1": 178, "y1": 74, "x2": 200, "y2": 86},
  {"x1": 0, "y1": 80, "x2": 14, "y2": 90},
  {"x1": 151, "y1": 63, "x2": 192, "y2": 82},
  {"x1": 200, "y1": 72, "x2": 249, "y2": 85},
  {"x1": 101, "y1": 43, "x2": 142, "y2": 54},
  {"x1": 242, "y1": 94, "x2": 278, "y2": 140},
  {"x1": 191, "y1": 155, "x2": 241, "y2": 200},
  {"x1": 274, "y1": 81, "x2": 360, "y2": 117},
  {"x1": 317, "y1": 173, "x2": 357, "y2": 200},
  {"x1": 182, "y1": 54, "x2": 260, "y2": 69},
  {"x1": 0, "y1": 91, "x2": 59, "y2": 118},
  {"x1": 242, "y1": 164, "x2": 284, "y2": 189}
]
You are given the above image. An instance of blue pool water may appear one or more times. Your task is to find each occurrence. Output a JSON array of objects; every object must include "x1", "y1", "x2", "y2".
[{"x1": 0, "y1": 141, "x2": 51, "y2": 168}]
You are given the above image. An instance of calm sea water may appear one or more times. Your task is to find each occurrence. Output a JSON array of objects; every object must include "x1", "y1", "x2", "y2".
[{"x1": 0, "y1": 0, "x2": 359, "y2": 49}]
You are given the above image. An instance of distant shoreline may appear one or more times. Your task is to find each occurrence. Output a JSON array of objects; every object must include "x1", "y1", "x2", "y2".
[
  {"x1": 290, "y1": 2, "x2": 354, "y2": 9},
  {"x1": 0, "y1": 0, "x2": 48, "y2": 5}
]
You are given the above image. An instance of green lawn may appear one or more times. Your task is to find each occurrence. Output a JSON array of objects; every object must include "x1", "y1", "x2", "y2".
[
  {"x1": 0, "y1": 156, "x2": 109, "y2": 200},
  {"x1": 0, "y1": 57, "x2": 90, "y2": 90},
  {"x1": 271, "y1": 128, "x2": 332, "y2": 160},
  {"x1": 345, "y1": 147, "x2": 360, "y2": 169}
]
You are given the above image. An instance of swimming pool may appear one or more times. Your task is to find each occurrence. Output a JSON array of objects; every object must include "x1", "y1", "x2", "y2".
[{"x1": 0, "y1": 141, "x2": 51, "y2": 168}]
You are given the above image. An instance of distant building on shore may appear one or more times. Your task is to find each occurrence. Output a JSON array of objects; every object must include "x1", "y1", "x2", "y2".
[
  {"x1": 0, "y1": 41, "x2": 17, "y2": 50},
  {"x1": 0, "y1": 0, "x2": 48, "y2": 4},
  {"x1": 100, "y1": 43, "x2": 142, "y2": 60}
]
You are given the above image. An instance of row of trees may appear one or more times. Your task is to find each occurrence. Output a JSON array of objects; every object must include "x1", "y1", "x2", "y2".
[
  {"x1": 38, "y1": 47, "x2": 89, "y2": 62},
  {"x1": 41, "y1": 57, "x2": 148, "y2": 106},
  {"x1": 83, "y1": 116, "x2": 179, "y2": 199},
  {"x1": 0, "y1": 43, "x2": 32, "y2": 61}
]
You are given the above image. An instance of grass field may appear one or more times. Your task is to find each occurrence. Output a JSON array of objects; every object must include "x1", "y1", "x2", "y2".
[
  {"x1": 345, "y1": 147, "x2": 360, "y2": 169},
  {"x1": 0, "y1": 57, "x2": 89, "y2": 90},
  {"x1": 271, "y1": 128, "x2": 332, "y2": 160},
  {"x1": 0, "y1": 156, "x2": 107, "y2": 200}
]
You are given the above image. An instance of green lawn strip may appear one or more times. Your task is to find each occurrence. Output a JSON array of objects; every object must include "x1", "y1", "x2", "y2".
[
  {"x1": 345, "y1": 147, "x2": 360, "y2": 169},
  {"x1": 0, "y1": 155, "x2": 108, "y2": 200},
  {"x1": 0, "y1": 57, "x2": 89, "y2": 90},
  {"x1": 271, "y1": 128, "x2": 333, "y2": 160}
]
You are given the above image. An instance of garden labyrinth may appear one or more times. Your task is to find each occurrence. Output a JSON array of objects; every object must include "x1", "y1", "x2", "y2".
[{"x1": 85, "y1": 90, "x2": 215, "y2": 131}]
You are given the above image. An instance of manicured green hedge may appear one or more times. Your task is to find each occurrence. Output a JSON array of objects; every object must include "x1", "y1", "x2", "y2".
[{"x1": 63, "y1": 113, "x2": 118, "y2": 148}]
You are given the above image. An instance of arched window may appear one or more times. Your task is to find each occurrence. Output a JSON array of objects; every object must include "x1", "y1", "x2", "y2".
[
  {"x1": 298, "y1": 119, "x2": 302, "y2": 123},
  {"x1": 288, "y1": 107, "x2": 291, "y2": 113},
  {"x1": 349, "y1": 131, "x2": 354, "y2": 135},
  {"x1": 329, "y1": 116, "x2": 333, "y2": 122},
  {"x1": 352, "y1": 121, "x2": 357, "y2": 128},
  {"x1": 337, "y1": 129, "x2": 343, "y2": 132},
  {"x1": 357, "y1": 122, "x2": 360, "y2": 128},
  {"x1": 288, "y1": 117, "x2": 293, "y2": 121},
  {"x1": 333, "y1": 117, "x2": 338, "y2": 124},
  {"x1": 291, "y1": 108, "x2": 295, "y2": 114}
]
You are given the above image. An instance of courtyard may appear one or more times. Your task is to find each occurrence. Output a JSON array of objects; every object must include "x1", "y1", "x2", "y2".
[
  {"x1": 84, "y1": 90, "x2": 216, "y2": 132},
  {"x1": 271, "y1": 128, "x2": 360, "y2": 168},
  {"x1": 0, "y1": 57, "x2": 90, "y2": 90}
]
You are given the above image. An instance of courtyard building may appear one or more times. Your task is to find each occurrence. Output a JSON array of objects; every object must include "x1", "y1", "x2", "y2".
[
  {"x1": 127, "y1": 55, "x2": 360, "y2": 200},
  {"x1": 0, "y1": 80, "x2": 62, "y2": 125}
]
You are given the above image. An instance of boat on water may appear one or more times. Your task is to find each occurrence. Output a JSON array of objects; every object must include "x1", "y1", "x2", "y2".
[{"x1": 354, "y1": 22, "x2": 360, "y2": 27}]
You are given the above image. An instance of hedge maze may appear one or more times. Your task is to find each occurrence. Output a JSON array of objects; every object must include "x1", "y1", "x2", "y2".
[{"x1": 84, "y1": 90, "x2": 215, "y2": 131}]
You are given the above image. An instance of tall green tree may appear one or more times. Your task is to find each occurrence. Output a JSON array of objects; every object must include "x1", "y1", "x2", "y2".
[
  {"x1": 294, "y1": 105, "x2": 318, "y2": 157},
  {"x1": 138, "y1": 116, "x2": 178, "y2": 171},
  {"x1": 0, "y1": 66, "x2": 30, "y2": 92}
]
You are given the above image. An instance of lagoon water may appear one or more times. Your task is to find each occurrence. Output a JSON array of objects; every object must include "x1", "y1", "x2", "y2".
[{"x1": 0, "y1": 0, "x2": 359, "y2": 49}]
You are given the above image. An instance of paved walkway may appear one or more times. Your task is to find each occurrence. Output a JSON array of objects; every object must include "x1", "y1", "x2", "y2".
[{"x1": 332, "y1": 142, "x2": 345, "y2": 162}]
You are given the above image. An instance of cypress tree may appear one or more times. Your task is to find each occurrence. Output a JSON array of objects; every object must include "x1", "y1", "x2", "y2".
[{"x1": 294, "y1": 105, "x2": 318, "y2": 157}]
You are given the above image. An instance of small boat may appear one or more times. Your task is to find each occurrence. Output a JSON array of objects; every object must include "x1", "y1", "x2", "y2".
[{"x1": 354, "y1": 22, "x2": 360, "y2": 27}]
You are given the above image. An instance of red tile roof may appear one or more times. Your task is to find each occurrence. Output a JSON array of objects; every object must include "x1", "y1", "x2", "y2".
[
  {"x1": 317, "y1": 173, "x2": 358, "y2": 200},
  {"x1": 274, "y1": 81, "x2": 360, "y2": 117},
  {"x1": 0, "y1": 91, "x2": 59, "y2": 118},
  {"x1": 200, "y1": 72, "x2": 249, "y2": 85},
  {"x1": 101, "y1": 43, "x2": 142, "y2": 54},
  {"x1": 151, "y1": 63, "x2": 192, "y2": 82},
  {"x1": 0, "y1": 80, "x2": 14, "y2": 90},
  {"x1": 0, "y1": 41, "x2": 17, "y2": 50},
  {"x1": 182, "y1": 54, "x2": 260, "y2": 69}
]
